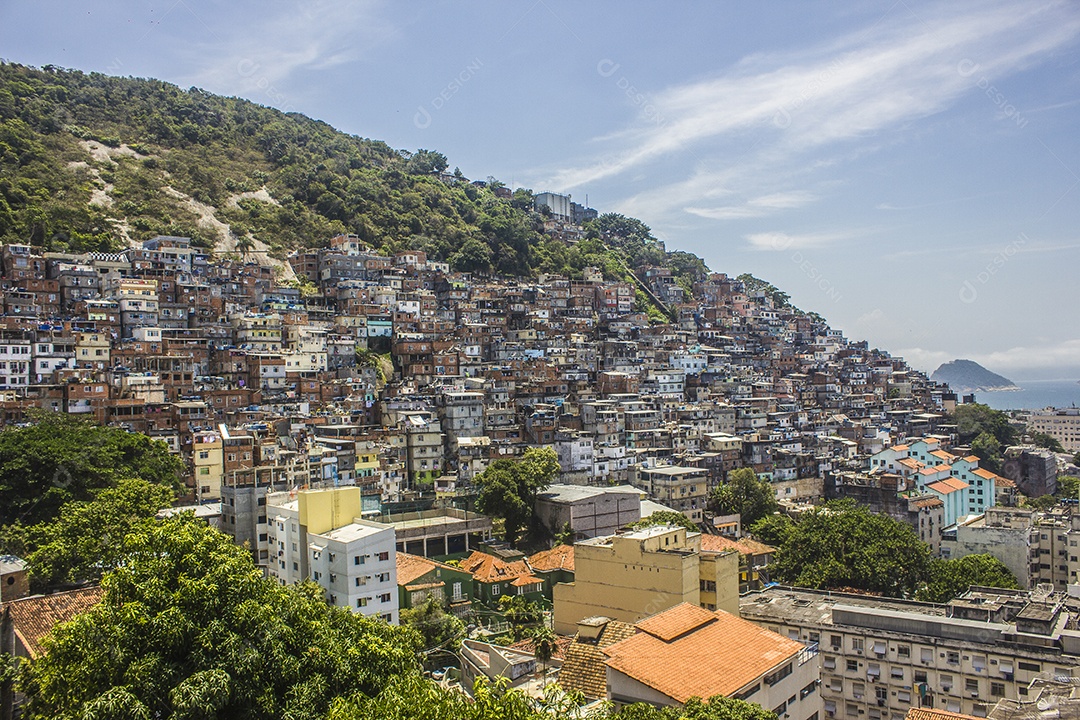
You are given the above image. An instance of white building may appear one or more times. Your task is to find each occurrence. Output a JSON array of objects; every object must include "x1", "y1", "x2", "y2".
[{"x1": 267, "y1": 487, "x2": 399, "y2": 623}]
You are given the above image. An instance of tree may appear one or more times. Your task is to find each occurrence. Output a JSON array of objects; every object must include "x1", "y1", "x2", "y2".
[
  {"x1": 404, "y1": 149, "x2": 448, "y2": 175},
  {"x1": 530, "y1": 626, "x2": 558, "y2": 680},
  {"x1": 1023, "y1": 494, "x2": 1058, "y2": 511},
  {"x1": 400, "y1": 596, "x2": 465, "y2": 667},
  {"x1": 0, "y1": 413, "x2": 183, "y2": 527},
  {"x1": 970, "y1": 431, "x2": 1004, "y2": 473},
  {"x1": 749, "y1": 514, "x2": 794, "y2": 547},
  {"x1": 916, "y1": 554, "x2": 1021, "y2": 603},
  {"x1": 498, "y1": 595, "x2": 544, "y2": 640},
  {"x1": 953, "y1": 403, "x2": 1017, "y2": 446},
  {"x1": 627, "y1": 510, "x2": 698, "y2": 532},
  {"x1": 234, "y1": 234, "x2": 255, "y2": 260},
  {"x1": 450, "y1": 236, "x2": 493, "y2": 274},
  {"x1": 1057, "y1": 475, "x2": 1080, "y2": 500},
  {"x1": 1030, "y1": 432, "x2": 1065, "y2": 453},
  {"x1": 708, "y1": 468, "x2": 779, "y2": 528},
  {"x1": 20, "y1": 516, "x2": 420, "y2": 720},
  {"x1": 612, "y1": 695, "x2": 777, "y2": 720},
  {"x1": 24, "y1": 477, "x2": 174, "y2": 592},
  {"x1": 769, "y1": 501, "x2": 931, "y2": 598},
  {"x1": 474, "y1": 447, "x2": 558, "y2": 547}
]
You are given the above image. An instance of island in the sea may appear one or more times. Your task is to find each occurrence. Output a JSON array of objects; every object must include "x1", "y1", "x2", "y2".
[{"x1": 931, "y1": 359, "x2": 1020, "y2": 393}]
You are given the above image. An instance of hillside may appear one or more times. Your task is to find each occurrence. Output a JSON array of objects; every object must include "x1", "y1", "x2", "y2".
[
  {"x1": 0, "y1": 62, "x2": 707, "y2": 290},
  {"x1": 931, "y1": 359, "x2": 1019, "y2": 393}
]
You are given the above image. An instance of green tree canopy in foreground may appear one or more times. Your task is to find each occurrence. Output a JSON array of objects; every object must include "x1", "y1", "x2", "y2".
[
  {"x1": 21, "y1": 516, "x2": 420, "y2": 720},
  {"x1": 23, "y1": 477, "x2": 174, "y2": 592},
  {"x1": 0, "y1": 412, "x2": 182, "y2": 527},
  {"x1": 916, "y1": 554, "x2": 1021, "y2": 603},
  {"x1": 769, "y1": 501, "x2": 930, "y2": 597},
  {"x1": 474, "y1": 447, "x2": 558, "y2": 547}
]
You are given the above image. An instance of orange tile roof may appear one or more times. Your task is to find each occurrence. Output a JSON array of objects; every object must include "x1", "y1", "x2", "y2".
[
  {"x1": 395, "y1": 552, "x2": 463, "y2": 587},
  {"x1": 699, "y1": 534, "x2": 776, "y2": 556},
  {"x1": 603, "y1": 604, "x2": 804, "y2": 703},
  {"x1": 510, "y1": 574, "x2": 544, "y2": 587},
  {"x1": 997, "y1": 477, "x2": 1016, "y2": 488},
  {"x1": 460, "y1": 550, "x2": 534, "y2": 584},
  {"x1": 528, "y1": 545, "x2": 575, "y2": 573},
  {"x1": 5, "y1": 586, "x2": 103, "y2": 658},
  {"x1": 962, "y1": 455, "x2": 980, "y2": 462},
  {"x1": 906, "y1": 709, "x2": 980, "y2": 720},
  {"x1": 898, "y1": 457, "x2": 922, "y2": 469},
  {"x1": 973, "y1": 467, "x2": 1002, "y2": 481},
  {"x1": 930, "y1": 450, "x2": 956, "y2": 462},
  {"x1": 912, "y1": 497, "x2": 945, "y2": 509},
  {"x1": 891, "y1": 444, "x2": 910, "y2": 451},
  {"x1": 927, "y1": 478, "x2": 969, "y2": 494}
]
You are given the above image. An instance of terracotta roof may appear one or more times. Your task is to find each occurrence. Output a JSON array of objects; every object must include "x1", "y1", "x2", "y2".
[
  {"x1": 962, "y1": 455, "x2": 980, "y2": 462},
  {"x1": 395, "y1": 552, "x2": 462, "y2": 587},
  {"x1": 558, "y1": 620, "x2": 637, "y2": 700},
  {"x1": 510, "y1": 574, "x2": 544, "y2": 587},
  {"x1": 973, "y1": 467, "x2": 1003, "y2": 481},
  {"x1": 509, "y1": 634, "x2": 575, "y2": 661},
  {"x1": 927, "y1": 478, "x2": 969, "y2": 494},
  {"x1": 997, "y1": 477, "x2": 1017, "y2": 488},
  {"x1": 528, "y1": 545, "x2": 575, "y2": 573},
  {"x1": 699, "y1": 534, "x2": 775, "y2": 556},
  {"x1": 460, "y1": 550, "x2": 534, "y2": 584},
  {"x1": 602, "y1": 604, "x2": 804, "y2": 703},
  {"x1": 930, "y1": 450, "x2": 956, "y2": 462},
  {"x1": 912, "y1": 497, "x2": 945, "y2": 509},
  {"x1": 905, "y1": 709, "x2": 980, "y2": 720},
  {"x1": 5, "y1": 586, "x2": 103, "y2": 658}
]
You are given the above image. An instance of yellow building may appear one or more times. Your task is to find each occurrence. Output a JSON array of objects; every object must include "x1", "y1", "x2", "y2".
[
  {"x1": 553, "y1": 525, "x2": 738, "y2": 635},
  {"x1": 192, "y1": 431, "x2": 224, "y2": 501},
  {"x1": 75, "y1": 332, "x2": 111, "y2": 369}
]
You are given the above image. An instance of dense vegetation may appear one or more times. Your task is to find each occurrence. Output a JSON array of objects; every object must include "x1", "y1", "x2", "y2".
[
  {"x1": 951, "y1": 403, "x2": 1018, "y2": 473},
  {"x1": 707, "y1": 468, "x2": 779, "y2": 528},
  {"x1": 474, "y1": 447, "x2": 558, "y2": 547},
  {"x1": 0, "y1": 412, "x2": 181, "y2": 527},
  {"x1": 758, "y1": 501, "x2": 1019, "y2": 600},
  {"x1": 0, "y1": 62, "x2": 709, "y2": 291}
]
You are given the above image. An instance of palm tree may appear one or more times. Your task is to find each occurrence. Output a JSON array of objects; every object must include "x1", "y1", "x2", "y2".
[
  {"x1": 530, "y1": 626, "x2": 557, "y2": 682},
  {"x1": 235, "y1": 235, "x2": 254, "y2": 262}
]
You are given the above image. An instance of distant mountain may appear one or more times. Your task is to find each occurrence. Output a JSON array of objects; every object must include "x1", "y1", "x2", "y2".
[{"x1": 931, "y1": 359, "x2": 1019, "y2": 393}]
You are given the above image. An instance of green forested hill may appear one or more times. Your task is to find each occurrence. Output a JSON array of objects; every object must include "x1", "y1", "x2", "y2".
[{"x1": 0, "y1": 62, "x2": 707, "y2": 284}]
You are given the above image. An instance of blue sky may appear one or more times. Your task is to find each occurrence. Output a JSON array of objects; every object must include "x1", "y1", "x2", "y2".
[{"x1": 3, "y1": 0, "x2": 1080, "y2": 380}]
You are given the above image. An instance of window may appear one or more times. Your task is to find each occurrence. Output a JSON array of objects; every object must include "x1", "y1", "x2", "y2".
[
  {"x1": 947, "y1": 651, "x2": 959, "y2": 665},
  {"x1": 921, "y1": 648, "x2": 933, "y2": 663},
  {"x1": 1019, "y1": 661, "x2": 1041, "y2": 672},
  {"x1": 852, "y1": 637, "x2": 864, "y2": 652},
  {"x1": 378, "y1": 551, "x2": 389, "y2": 561},
  {"x1": 378, "y1": 593, "x2": 391, "y2": 603},
  {"x1": 801, "y1": 681, "x2": 817, "y2": 700},
  {"x1": 830, "y1": 634, "x2": 842, "y2": 649},
  {"x1": 897, "y1": 645, "x2": 910, "y2": 659},
  {"x1": 492, "y1": 584, "x2": 501, "y2": 596},
  {"x1": 966, "y1": 678, "x2": 979, "y2": 694},
  {"x1": 357, "y1": 597, "x2": 368, "y2": 608},
  {"x1": 846, "y1": 659, "x2": 859, "y2": 672},
  {"x1": 990, "y1": 682, "x2": 1005, "y2": 697},
  {"x1": 764, "y1": 663, "x2": 793, "y2": 686}
]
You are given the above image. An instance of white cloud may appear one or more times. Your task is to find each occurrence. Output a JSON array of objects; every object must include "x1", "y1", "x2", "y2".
[
  {"x1": 744, "y1": 230, "x2": 844, "y2": 251},
  {"x1": 183, "y1": 0, "x2": 393, "y2": 107},
  {"x1": 543, "y1": 0, "x2": 1080, "y2": 220},
  {"x1": 686, "y1": 191, "x2": 817, "y2": 220},
  {"x1": 898, "y1": 339, "x2": 1080, "y2": 375}
]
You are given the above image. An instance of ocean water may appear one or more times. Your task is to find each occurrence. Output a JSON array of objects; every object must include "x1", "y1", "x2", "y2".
[{"x1": 973, "y1": 379, "x2": 1080, "y2": 411}]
